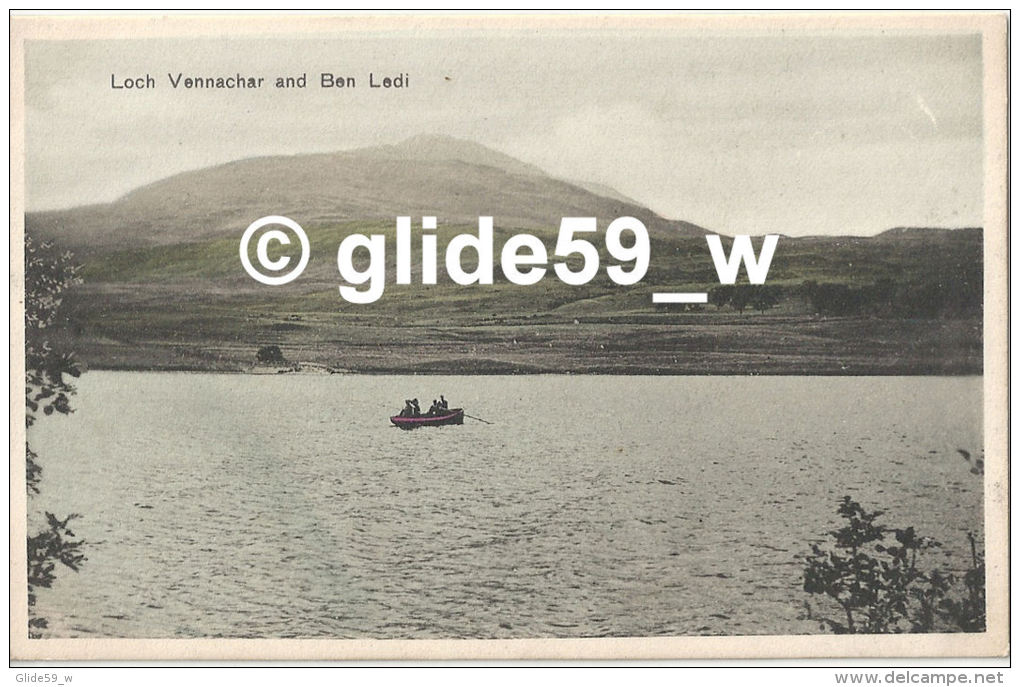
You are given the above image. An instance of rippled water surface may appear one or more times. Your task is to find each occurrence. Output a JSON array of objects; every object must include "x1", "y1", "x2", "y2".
[{"x1": 28, "y1": 373, "x2": 983, "y2": 638}]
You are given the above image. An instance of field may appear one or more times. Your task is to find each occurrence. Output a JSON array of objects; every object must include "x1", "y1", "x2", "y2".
[{"x1": 44, "y1": 222, "x2": 982, "y2": 375}]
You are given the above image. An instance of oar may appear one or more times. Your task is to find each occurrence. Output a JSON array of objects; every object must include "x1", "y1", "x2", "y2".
[{"x1": 464, "y1": 413, "x2": 493, "y2": 425}]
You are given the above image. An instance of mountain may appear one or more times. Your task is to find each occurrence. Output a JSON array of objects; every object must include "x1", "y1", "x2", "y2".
[
  {"x1": 26, "y1": 134, "x2": 700, "y2": 252},
  {"x1": 872, "y1": 226, "x2": 983, "y2": 242},
  {"x1": 364, "y1": 134, "x2": 547, "y2": 177},
  {"x1": 23, "y1": 134, "x2": 982, "y2": 375},
  {"x1": 566, "y1": 178, "x2": 644, "y2": 206}
]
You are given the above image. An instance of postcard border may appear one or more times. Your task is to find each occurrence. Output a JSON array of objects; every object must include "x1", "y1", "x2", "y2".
[{"x1": 8, "y1": 11, "x2": 1009, "y2": 661}]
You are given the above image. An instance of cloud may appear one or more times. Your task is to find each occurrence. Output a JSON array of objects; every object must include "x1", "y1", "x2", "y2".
[{"x1": 22, "y1": 33, "x2": 984, "y2": 235}]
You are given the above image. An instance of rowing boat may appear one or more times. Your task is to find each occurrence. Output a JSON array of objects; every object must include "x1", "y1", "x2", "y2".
[{"x1": 390, "y1": 408, "x2": 464, "y2": 429}]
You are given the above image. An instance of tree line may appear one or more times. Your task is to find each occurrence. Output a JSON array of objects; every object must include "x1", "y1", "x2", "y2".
[{"x1": 703, "y1": 277, "x2": 981, "y2": 319}]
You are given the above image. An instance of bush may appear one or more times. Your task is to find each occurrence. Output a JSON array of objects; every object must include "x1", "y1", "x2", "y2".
[
  {"x1": 803, "y1": 496, "x2": 984, "y2": 633},
  {"x1": 803, "y1": 497, "x2": 946, "y2": 633},
  {"x1": 256, "y1": 345, "x2": 286, "y2": 364}
]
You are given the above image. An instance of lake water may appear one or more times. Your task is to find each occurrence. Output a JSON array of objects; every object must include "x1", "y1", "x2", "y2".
[{"x1": 27, "y1": 373, "x2": 984, "y2": 638}]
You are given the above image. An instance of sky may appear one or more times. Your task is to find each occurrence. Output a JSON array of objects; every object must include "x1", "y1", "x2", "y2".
[{"x1": 23, "y1": 30, "x2": 984, "y2": 236}]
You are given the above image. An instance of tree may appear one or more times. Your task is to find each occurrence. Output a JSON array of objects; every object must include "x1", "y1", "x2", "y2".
[
  {"x1": 729, "y1": 286, "x2": 752, "y2": 313},
  {"x1": 805, "y1": 283, "x2": 863, "y2": 316},
  {"x1": 24, "y1": 235, "x2": 86, "y2": 637},
  {"x1": 749, "y1": 285, "x2": 781, "y2": 314},
  {"x1": 708, "y1": 285, "x2": 734, "y2": 310}
]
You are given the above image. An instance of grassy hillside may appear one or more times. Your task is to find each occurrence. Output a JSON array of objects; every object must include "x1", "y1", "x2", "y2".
[{"x1": 51, "y1": 224, "x2": 983, "y2": 375}]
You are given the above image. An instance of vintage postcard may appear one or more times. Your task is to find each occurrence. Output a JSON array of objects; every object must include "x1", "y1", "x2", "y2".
[{"x1": 9, "y1": 12, "x2": 1008, "y2": 661}]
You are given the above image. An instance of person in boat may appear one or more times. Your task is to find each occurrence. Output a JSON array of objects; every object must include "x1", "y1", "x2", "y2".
[
  {"x1": 411, "y1": 398, "x2": 420, "y2": 417},
  {"x1": 400, "y1": 399, "x2": 414, "y2": 417},
  {"x1": 428, "y1": 399, "x2": 440, "y2": 416},
  {"x1": 439, "y1": 395, "x2": 448, "y2": 410}
]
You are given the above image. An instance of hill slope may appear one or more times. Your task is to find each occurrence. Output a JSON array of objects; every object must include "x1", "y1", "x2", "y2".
[{"x1": 26, "y1": 134, "x2": 697, "y2": 252}]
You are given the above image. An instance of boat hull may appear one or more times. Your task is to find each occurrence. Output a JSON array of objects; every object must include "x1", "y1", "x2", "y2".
[{"x1": 390, "y1": 408, "x2": 465, "y2": 429}]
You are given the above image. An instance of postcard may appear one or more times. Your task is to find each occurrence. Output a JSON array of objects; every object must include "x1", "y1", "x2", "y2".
[{"x1": 9, "y1": 12, "x2": 1008, "y2": 660}]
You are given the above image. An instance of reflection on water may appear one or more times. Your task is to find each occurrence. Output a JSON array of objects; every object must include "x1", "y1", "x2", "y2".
[{"x1": 27, "y1": 373, "x2": 983, "y2": 638}]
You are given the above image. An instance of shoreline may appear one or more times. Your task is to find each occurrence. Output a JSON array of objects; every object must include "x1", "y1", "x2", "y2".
[
  {"x1": 77, "y1": 363, "x2": 984, "y2": 377},
  {"x1": 49, "y1": 314, "x2": 983, "y2": 377}
]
